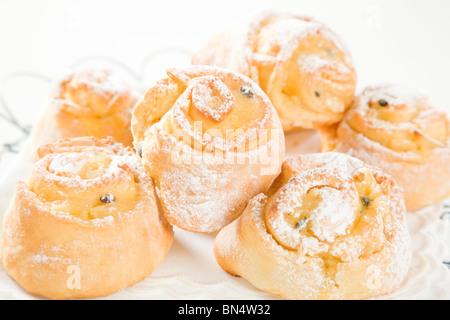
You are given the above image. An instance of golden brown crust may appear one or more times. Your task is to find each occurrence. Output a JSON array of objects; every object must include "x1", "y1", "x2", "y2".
[
  {"x1": 214, "y1": 153, "x2": 411, "y2": 300},
  {"x1": 29, "y1": 69, "x2": 139, "y2": 160},
  {"x1": 192, "y1": 11, "x2": 357, "y2": 132},
  {"x1": 323, "y1": 86, "x2": 450, "y2": 211},
  {"x1": 132, "y1": 65, "x2": 285, "y2": 233},
  {"x1": 1, "y1": 137, "x2": 173, "y2": 299}
]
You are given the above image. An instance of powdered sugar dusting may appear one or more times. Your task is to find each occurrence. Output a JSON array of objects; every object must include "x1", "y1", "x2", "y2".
[
  {"x1": 31, "y1": 252, "x2": 72, "y2": 267},
  {"x1": 48, "y1": 152, "x2": 87, "y2": 176},
  {"x1": 299, "y1": 54, "x2": 351, "y2": 74},
  {"x1": 256, "y1": 15, "x2": 320, "y2": 61},
  {"x1": 190, "y1": 76, "x2": 235, "y2": 121},
  {"x1": 265, "y1": 161, "x2": 361, "y2": 255},
  {"x1": 298, "y1": 54, "x2": 330, "y2": 73},
  {"x1": 308, "y1": 187, "x2": 354, "y2": 242},
  {"x1": 71, "y1": 69, "x2": 131, "y2": 98}
]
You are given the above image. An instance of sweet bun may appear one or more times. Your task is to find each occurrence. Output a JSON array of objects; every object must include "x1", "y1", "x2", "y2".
[
  {"x1": 214, "y1": 152, "x2": 411, "y2": 299},
  {"x1": 29, "y1": 68, "x2": 138, "y2": 159},
  {"x1": 192, "y1": 11, "x2": 357, "y2": 132},
  {"x1": 322, "y1": 85, "x2": 450, "y2": 211},
  {"x1": 132, "y1": 65, "x2": 285, "y2": 233},
  {"x1": 1, "y1": 137, "x2": 173, "y2": 299}
]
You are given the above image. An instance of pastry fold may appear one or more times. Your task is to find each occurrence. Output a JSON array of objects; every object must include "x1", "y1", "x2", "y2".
[
  {"x1": 322, "y1": 86, "x2": 450, "y2": 211},
  {"x1": 29, "y1": 68, "x2": 138, "y2": 159},
  {"x1": 132, "y1": 65, "x2": 285, "y2": 233},
  {"x1": 1, "y1": 137, "x2": 173, "y2": 299},
  {"x1": 214, "y1": 153, "x2": 411, "y2": 300},
  {"x1": 192, "y1": 11, "x2": 357, "y2": 132}
]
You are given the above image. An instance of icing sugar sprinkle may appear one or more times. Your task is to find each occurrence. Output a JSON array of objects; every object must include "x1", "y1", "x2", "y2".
[
  {"x1": 298, "y1": 55, "x2": 330, "y2": 73},
  {"x1": 48, "y1": 153, "x2": 87, "y2": 176},
  {"x1": 308, "y1": 187, "x2": 354, "y2": 242},
  {"x1": 298, "y1": 54, "x2": 351, "y2": 74}
]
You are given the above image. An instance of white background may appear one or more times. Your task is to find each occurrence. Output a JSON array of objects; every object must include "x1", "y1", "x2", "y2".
[
  {"x1": 0, "y1": 0, "x2": 449, "y2": 172},
  {"x1": 1, "y1": 0, "x2": 450, "y2": 99}
]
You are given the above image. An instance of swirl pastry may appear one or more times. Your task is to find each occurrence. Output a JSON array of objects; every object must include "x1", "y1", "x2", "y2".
[
  {"x1": 132, "y1": 65, "x2": 285, "y2": 233},
  {"x1": 192, "y1": 11, "x2": 357, "y2": 132},
  {"x1": 29, "y1": 68, "x2": 139, "y2": 158},
  {"x1": 322, "y1": 86, "x2": 450, "y2": 211},
  {"x1": 1, "y1": 137, "x2": 173, "y2": 299},
  {"x1": 214, "y1": 153, "x2": 411, "y2": 300}
]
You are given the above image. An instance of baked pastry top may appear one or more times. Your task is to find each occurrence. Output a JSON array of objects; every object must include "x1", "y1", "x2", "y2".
[
  {"x1": 214, "y1": 152, "x2": 411, "y2": 299},
  {"x1": 29, "y1": 68, "x2": 138, "y2": 159},
  {"x1": 192, "y1": 11, "x2": 357, "y2": 132},
  {"x1": 322, "y1": 85, "x2": 450, "y2": 210},
  {"x1": 132, "y1": 65, "x2": 285, "y2": 233}
]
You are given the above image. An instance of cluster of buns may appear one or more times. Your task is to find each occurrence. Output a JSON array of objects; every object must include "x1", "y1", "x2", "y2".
[{"x1": 1, "y1": 10, "x2": 448, "y2": 300}]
